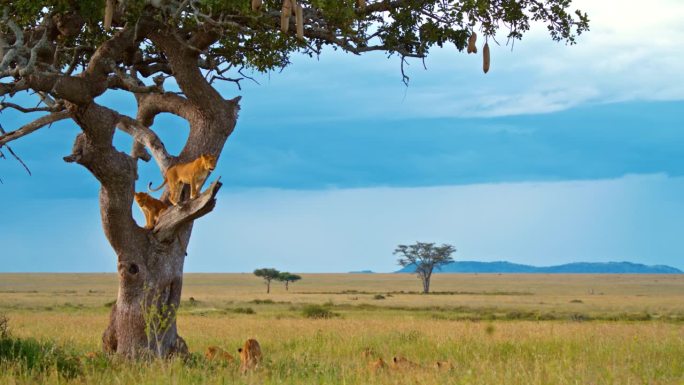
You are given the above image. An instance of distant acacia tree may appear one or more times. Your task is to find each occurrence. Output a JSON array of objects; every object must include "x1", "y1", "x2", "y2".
[
  {"x1": 254, "y1": 268, "x2": 281, "y2": 294},
  {"x1": 395, "y1": 242, "x2": 456, "y2": 294},
  {"x1": 276, "y1": 272, "x2": 302, "y2": 291}
]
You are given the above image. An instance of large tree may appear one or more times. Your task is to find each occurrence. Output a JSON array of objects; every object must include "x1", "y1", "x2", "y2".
[
  {"x1": 0, "y1": 0, "x2": 588, "y2": 358},
  {"x1": 395, "y1": 242, "x2": 456, "y2": 293},
  {"x1": 254, "y1": 268, "x2": 281, "y2": 293},
  {"x1": 276, "y1": 272, "x2": 301, "y2": 291}
]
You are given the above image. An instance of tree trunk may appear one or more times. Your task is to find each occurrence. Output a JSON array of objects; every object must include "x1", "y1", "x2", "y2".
[
  {"x1": 99, "y1": 181, "x2": 222, "y2": 358},
  {"x1": 102, "y1": 238, "x2": 188, "y2": 358},
  {"x1": 421, "y1": 272, "x2": 431, "y2": 294},
  {"x1": 266, "y1": 280, "x2": 271, "y2": 294},
  {"x1": 285, "y1": 281, "x2": 289, "y2": 291}
]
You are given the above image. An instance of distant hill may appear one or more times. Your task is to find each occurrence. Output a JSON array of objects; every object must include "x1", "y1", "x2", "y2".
[
  {"x1": 395, "y1": 261, "x2": 682, "y2": 274},
  {"x1": 349, "y1": 270, "x2": 375, "y2": 274}
]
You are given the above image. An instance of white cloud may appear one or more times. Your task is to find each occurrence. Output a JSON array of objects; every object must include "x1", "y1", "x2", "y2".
[{"x1": 486, "y1": 0, "x2": 684, "y2": 108}]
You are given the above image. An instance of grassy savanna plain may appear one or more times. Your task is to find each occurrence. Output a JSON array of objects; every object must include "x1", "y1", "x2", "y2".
[{"x1": 1, "y1": 273, "x2": 683, "y2": 384}]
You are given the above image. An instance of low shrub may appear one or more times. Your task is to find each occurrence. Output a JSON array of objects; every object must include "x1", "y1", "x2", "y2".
[
  {"x1": 250, "y1": 299, "x2": 275, "y2": 305},
  {"x1": 232, "y1": 307, "x2": 256, "y2": 314},
  {"x1": 570, "y1": 313, "x2": 590, "y2": 322},
  {"x1": 302, "y1": 305, "x2": 338, "y2": 319}
]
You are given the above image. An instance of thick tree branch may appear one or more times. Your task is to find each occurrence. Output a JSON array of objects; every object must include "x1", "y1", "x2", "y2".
[
  {"x1": 62, "y1": 102, "x2": 146, "y2": 257},
  {"x1": 116, "y1": 115, "x2": 173, "y2": 170},
  {"x1": 154, "y1": 180, "x2": 222, "y2": 242},
  {"x1": 107, "y1": 72, "x2": 162, "y2": 94},
  {"x1": 136, "y1": 92, "x2": 196, "y2": 125},
  {"x1": 5, "y1": 21, "x2": 149, "y2": 107},
  {"x1": 135, "y1": 61, "x2": 173, "y2": 78},
  {"x1": 83, "y1": 23, "x2": 148, "y2": 84},
  {"x1": 188, "y1": 29, "x2": 220, "y2": 52},
  {"x1": 0, "y1": 8, "x2": 27, "y2": 72},
  {"x1": 0, "y1": 79, "x2": 30, "y2": 97},
  {"x1": 24, "y1": 72, "x2": 101, "y2": 105},
  {"x1": 148, "y1": 30, "x2": 225, "y2": 110},
  {"x1": 0, "y1": 110, "x2": 70, "y2": 147}
]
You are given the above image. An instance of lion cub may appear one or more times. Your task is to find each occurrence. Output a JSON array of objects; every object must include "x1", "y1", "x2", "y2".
[
  {"x1": 148, "y1": 154, "x2": 217, "y2": 206},
  {"x1": 238, "y1": 338, "x2": 262, "y2": 374},
  {"x1": 205, "y1": 346, "x2": 234, "y2": 362},
  {"x1": 134, "y1": 192, "x2": 169, "y2": 229}
]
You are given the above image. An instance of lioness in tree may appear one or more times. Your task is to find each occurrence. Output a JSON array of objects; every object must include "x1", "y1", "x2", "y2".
[
  {"x1": 134, "y1": 192, "x2": 169, "y2": 229},
  {"x1": 148, "y1": 154, "x2": 217, "y2": 206}
]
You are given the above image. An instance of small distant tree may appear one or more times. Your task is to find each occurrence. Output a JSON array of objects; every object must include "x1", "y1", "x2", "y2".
[
  {"x1": 253, "y1": 268, "x2": 281, "y2": 294},
  {"x1": 395, "y1": 242, "x2": 456, "y2": 294},
  {"x1": 276, "y1": 272, "x2": 302, "y2": 291}
]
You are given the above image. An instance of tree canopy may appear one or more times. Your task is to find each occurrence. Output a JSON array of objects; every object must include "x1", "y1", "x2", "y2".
[
  {"x1": 0, "y1": 0, "x2": 589, "y2": 121},
  {"x1": 276, "y1": 272, "x2": 301, "y2": 290}
]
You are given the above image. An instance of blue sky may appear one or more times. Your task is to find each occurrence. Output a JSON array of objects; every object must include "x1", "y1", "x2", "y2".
[{"x1": 1, "y1": 0, "x2": 683, "y2": 272}]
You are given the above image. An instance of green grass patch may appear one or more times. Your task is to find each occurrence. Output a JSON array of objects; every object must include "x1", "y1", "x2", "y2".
[
  {"x1": 231, "y1": 307, "x2": 256, "y2": 314},
  {"x1": 0, "y1": 336, "x2": 81, "y2": 378},
  {"x1": 302, "y1": 305, "x2": 339, "y2": 319},
  {"x1": 0, "y1": 314, "x2": 8, "y2": 339}
]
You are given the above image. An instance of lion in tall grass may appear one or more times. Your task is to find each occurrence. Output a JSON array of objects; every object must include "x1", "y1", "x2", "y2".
[
  {"x1": 205, "y1": 346, "x2": 234, "y2": 362},
  {"x1": 238, "y1": 338, "x2": 262, "y2": 373},
  {"x1": 368, "y1": 358, "x2": 387, "y2": 372}
]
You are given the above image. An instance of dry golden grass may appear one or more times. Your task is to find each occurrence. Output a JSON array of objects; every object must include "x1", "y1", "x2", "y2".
[
  {"x1": 2, "y1": 273, "x2": 683, "y2": 316},
  {"x1": 1, "y1": 273, "x2": 683, "y2": 384}
]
